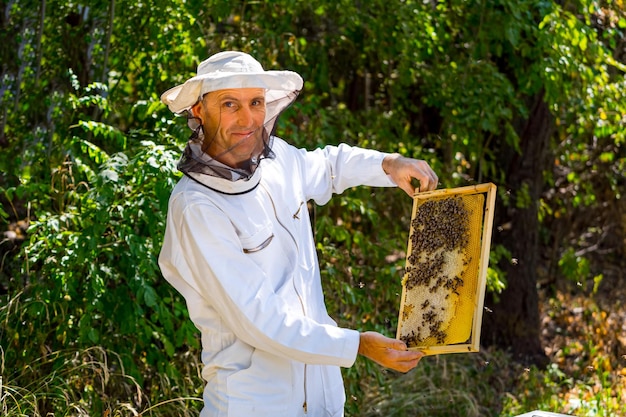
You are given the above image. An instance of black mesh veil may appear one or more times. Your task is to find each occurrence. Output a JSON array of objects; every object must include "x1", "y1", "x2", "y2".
[{"x1": 177, "y1": 89, "x2": 300, "y2": 180}]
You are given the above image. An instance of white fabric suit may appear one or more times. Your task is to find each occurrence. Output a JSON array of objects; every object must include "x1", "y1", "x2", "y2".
[{"x1": 159, "y1": 137, "x2": 396, "y2": 416}]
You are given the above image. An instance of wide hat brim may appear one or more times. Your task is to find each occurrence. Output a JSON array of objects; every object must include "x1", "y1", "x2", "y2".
[{"x1": 161, "y1": 70, "x2": 303, "y2": 114}]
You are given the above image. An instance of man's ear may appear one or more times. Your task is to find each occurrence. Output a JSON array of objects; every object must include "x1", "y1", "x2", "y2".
[{"x1": 190, "y1": 101, "x2": 202, "y2": 119}]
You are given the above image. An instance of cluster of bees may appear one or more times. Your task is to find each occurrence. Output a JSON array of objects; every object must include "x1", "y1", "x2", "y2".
[
  {"x1": 410, "y1": 197, "x2": 470, "y2": 252},
  {"x1": 400, "y1": 196, "x2": 472, "y2": 347}
]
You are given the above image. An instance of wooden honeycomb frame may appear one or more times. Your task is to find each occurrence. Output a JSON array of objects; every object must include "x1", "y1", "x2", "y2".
[{"x1": 396, "y1": 183, "x2": 496, "y2": 355}]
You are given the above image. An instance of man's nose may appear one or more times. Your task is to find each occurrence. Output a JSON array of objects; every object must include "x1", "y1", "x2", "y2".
[{"x1": 237, "y1": 106, "x2": 254, "y2": 126}]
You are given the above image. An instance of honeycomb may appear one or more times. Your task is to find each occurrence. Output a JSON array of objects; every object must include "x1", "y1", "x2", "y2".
[{"x1": 396, "y1": 184, "x2": 496, "y2": 355}]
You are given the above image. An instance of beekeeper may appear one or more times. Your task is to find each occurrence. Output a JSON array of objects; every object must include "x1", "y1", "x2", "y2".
[{"x1": 158, "y1": 50, "x2": 438, "y2": 417}]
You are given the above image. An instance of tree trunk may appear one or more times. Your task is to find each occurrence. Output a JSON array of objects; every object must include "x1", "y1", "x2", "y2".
[{"x1": 482, "y1": 91, "x2": 553, "y2": 366}]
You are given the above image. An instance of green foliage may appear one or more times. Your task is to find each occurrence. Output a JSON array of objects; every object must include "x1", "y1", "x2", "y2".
[
  {"x1": 559, "y1": 248, "x2": 591, "y2": 284},
  {"x1": 1, "y1": 73, "x2": 200, "y2": 413},
  {"x1": 15, "y1": 132, "x2": 195, "y2": 366},
  {"x1": 538, "y1": 0, "x2": 626, "y2": 241},
  {"x1": 486, "y1": 244, "x2": 510, "y2": 298},
  {"x1": 558, "y1": 247, "x2": 604, "y2": 294}
]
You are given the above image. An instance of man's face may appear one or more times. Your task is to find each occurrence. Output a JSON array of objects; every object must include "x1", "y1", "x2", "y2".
[{"x1": 192, "y1": 88, "x2": 267, "y2": 169}]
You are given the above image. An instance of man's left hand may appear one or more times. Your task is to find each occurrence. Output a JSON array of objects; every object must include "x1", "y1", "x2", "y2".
[{"x1": 382, "y1": 153, "x2": 438, "y2": 196}]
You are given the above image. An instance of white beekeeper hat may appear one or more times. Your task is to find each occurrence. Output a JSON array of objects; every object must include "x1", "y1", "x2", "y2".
[{"x1": 160, "y1": 51, "x2": 303, "y2": 124}]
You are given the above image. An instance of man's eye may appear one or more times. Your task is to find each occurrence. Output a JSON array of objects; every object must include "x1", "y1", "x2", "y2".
[
  {"x1": 252, "y1": 100, "x2": 264, "y2": 106},
  {"x1": 223, "y1": 101, "x2": 235, "y2": 108}
]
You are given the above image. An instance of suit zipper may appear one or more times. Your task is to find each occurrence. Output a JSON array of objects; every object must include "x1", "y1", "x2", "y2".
[{"x1": 260, "y1": 184, "x2": 308, "y2": 414}]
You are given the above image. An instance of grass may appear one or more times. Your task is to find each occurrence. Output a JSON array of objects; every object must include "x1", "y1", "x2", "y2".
[
  {"x1": 0, "y1": 345, "x2": 203, "y2": 417},
  {"x1": 2, "y1": 282, "x2": 624, "y2": 416},
  {"x1": 361, "y1": 348, "x2": 512, "y2": 417}
]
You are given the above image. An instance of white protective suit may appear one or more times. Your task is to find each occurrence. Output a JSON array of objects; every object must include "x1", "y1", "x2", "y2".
[{"x1": 159, "y1": 136, "x2": 397, "y2": 416}]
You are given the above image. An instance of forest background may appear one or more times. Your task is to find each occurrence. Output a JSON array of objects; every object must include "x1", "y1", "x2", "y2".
[{"x1": 1, "y1": 0, "x2": 625, "y2": 416}]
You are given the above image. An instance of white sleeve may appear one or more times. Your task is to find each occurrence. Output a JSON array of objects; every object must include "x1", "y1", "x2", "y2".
[{"x1": 295, "y1": 142, "x2": 397, "y2": 205}]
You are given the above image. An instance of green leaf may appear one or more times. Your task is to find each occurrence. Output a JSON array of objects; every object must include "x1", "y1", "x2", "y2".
[{"x1": 143, "y1": 285, "x2": 158, "y2": 308}]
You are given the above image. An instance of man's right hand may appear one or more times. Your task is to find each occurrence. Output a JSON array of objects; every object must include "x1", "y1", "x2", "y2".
[{"x1": 358, "y1": 331, "x2": 424, "y2": 373}]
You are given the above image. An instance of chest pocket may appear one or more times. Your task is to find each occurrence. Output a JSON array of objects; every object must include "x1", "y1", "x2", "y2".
[{"x1": 239, "y1": 223, "x2": 274, "y2": 254}]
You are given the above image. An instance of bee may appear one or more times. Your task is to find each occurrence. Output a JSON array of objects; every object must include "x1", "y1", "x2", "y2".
[
  {"x1": 454, "y1": 276, "x2": 464, "y2": 288},
  {"x1": 401, "y1": 330, "x2": 420, "y2": 348},
  {"x1": 433, "y1": 329, "x2": 447, "y2": 344},
  {"x1": 423, "y1": 310, "x2": 437, "y2": 324}
]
